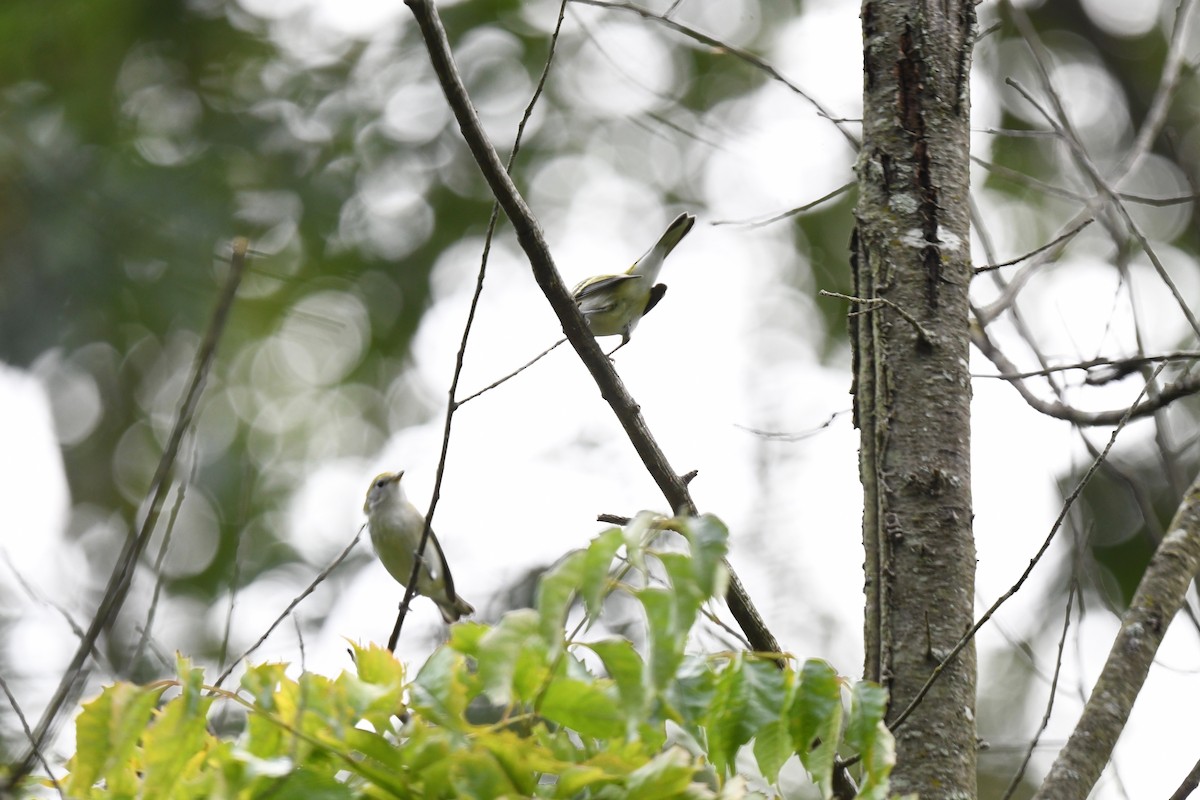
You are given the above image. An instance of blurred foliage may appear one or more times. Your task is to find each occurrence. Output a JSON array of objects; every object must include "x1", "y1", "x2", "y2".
[
  {"x1": 4, "y1": 0, "x2": 1200, "y2": 788},
  {"x1": 44, "y1": 517, "x2": 894, "y2": 800}
]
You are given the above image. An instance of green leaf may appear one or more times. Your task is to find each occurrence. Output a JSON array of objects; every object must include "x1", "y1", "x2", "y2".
[
  {"x1": 337, "y1": 642, "x2": 406, "y2": 733},
  {"x1": 657, "y1": 552, "x2": 705, "y2": 636},
  {"x1": 678, "y1": 514, "x2": 731, "y2": 599},
  {"x1": 474, "y1": 609, "x2": 548, "y2": 704},
  {"x1": 663, "y1": 656, "x2": 717, "y2": 735},
  {"x1": 705, "y1": 655, "x2": 786, "y2": 778},
  {"x1": 539, "y1": 676, "x2": 625, "y2": 739},
  {"x1": 240, "y1": 662, "x2": 291, "y2": 714},
  {"x1": 66, "y1": 681, "x2": 164, "y2": 798},
  {"x1": 142, "y1": 658, "x2": 214, "y2": 798},
  {"x1": 624, "y1": 746, "x2": 698, "y2": 798},
  {"x1": 581, "y1": 527, "x2": 625, "y2": 621},
  {"x1": 411, "y1": 646, "x2": 471, "y2": 730},
  {"x1": 538, "y1": 550, "x2": 587, "y2": 648},
  {"x1": 789, "y1": 658, "x2": 843, "y2": 797},
  {"x1": 846, "y1": 682, "x2": 894, "y2": 800},
  {"x1": 753, "y1": 720, "x2": 793, "y2": 784},
  {"x1": 246, "y1": 768, "x2": 356, "y2": 800},
  {"x1": 585, "y1": 638, "x2": 647, "y2": 734},
  {"x1": 622, "y1": 511, "x2": 662, "y2": 574},
  {"x1": 637, "y1": 587, "x2": 686, "y2": 694}
]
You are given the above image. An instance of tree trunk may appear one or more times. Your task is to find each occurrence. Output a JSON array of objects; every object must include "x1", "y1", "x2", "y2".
[{"x1": 854, "y1": 1, "x2": 978, "y2": 797}]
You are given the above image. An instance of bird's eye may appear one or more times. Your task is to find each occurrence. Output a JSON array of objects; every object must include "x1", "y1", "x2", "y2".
[{"x1": 376, "y1": 479, "x2": 388, "y2": 488}]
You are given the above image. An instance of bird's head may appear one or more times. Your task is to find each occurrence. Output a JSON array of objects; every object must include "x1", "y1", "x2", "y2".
[{"x1": 364, "y1": 471, "x2": 404, "y2": 514}]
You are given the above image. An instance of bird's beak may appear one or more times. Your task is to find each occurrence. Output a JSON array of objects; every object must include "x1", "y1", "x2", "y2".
[{"x1": 393, "y1": 471, "x2": 404, "y2": 483}]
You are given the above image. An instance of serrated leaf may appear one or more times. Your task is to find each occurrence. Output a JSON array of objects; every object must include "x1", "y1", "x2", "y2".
[
  {"x1": 657, "y1": 552, "x2": 704, "y2": 635},
  {"x1": 790, "y1": 659, "x2": 843, "y2": 799},
  {"x1": 624, "y1": 746, "x2": 697, "y2": 798},
  {"x1": 337, "y1": 642, "x2": 406, "y2": 732},
  {"x1": 847, "y1": 682, "x2": 894, "y2": 800},
  {"x1": 538, "y1": 550, "x2": 587, "y2": 647},
  {"x1": 678, "y1": 515, "x2": 730, "y2": 599},
  {"x1": 637, "y1": 586, "x2": 685, "y2": 693},
  {"x1": 585, "y1": 638, "x2": 647, "y2": 733},
  {"x1": 411, "y1": 646, "x2": 470, "y2": 729},
  {"x1": 581, "y1": 527, "x2": 624, "y2": 621},
  {"x1": 705, "y1": 655, "x2": 786, "y2": 777},
  {"x1": 663, "y1": 656, "x2": 717, "y2": 734},
  {"x1": 66, "y1": 681, "x2": 164, "y2": 797},
  {"x1": 623, "y1": 511, "x2": 663, "y2": 574},
  {"x1": 752, "y1": 720, "x2": 793, "y2": 784},
  {"x1": 539, "y1": 676, "x2": 625, "y2": 739},
  {"x1": 475, "y1": 609, "x2": 547, "y2": 704},
  {"x1": 249, "y1": 767, "x2": 355, "y2": 800},
  {"x1": 142, "y1": 661, "x2": 214, "y2": 798},
  {"x1": 240, "y1": 662, "x2": 290, "y2": 713}
]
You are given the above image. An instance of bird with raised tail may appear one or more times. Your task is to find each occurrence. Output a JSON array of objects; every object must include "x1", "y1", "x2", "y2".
[{"x1": 570, "y1": 212, "x2": 696, "y2": 350}]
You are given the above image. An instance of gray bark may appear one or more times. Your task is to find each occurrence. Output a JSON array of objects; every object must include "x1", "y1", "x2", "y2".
[{"x1": 854, "y1": 1, "x2": 978, "y2": 797}]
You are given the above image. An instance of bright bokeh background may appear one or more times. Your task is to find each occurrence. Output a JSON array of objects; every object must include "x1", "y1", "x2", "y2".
[{"x1": 3, "y1": 0, "x2": 1200, "y2": 796}]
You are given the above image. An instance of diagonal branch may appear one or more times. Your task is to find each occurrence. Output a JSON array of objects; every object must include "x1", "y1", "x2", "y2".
[
  {"x1": 404, "y1": 0, "x2": 781, "y2": 660},
  {"x1": 4, "y1": 239, "x2": 250, "y2": 789},
  {"x1": 1033, "y1": 471, "x2": 1200, "y2": 800}
]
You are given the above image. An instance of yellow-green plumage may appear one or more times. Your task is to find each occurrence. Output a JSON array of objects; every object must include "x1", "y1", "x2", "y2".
[
  {"x1": 363, "y1": 471, "x2": 474, "y2": 623},
  {"x1": 571, "y1": 212, "x2": 695, "y2": 346}
]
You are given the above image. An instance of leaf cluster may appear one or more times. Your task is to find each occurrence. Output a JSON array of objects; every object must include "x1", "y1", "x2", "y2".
[{"x1": 49, "y1": 515, "x2": 892, "y2": 799}]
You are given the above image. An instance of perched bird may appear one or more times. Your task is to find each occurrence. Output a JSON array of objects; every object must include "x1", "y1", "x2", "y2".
[
  {"x1": 570, "y1": 212, "x2": 696, "y2": 350},
  {"x1": 363, "y1": 471, "x2": 474, "y2": 623}
]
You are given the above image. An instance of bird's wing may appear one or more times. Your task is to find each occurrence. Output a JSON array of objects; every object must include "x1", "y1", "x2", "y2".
[
  {"x1": 571, "y1": 273, "x2": 642, "y2": 313},
  {"x1": 423, "y1": 531, "x2": 452, "y2": 589}
]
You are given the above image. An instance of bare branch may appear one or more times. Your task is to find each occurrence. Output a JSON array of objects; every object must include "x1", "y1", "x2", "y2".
[
  {"x1": 212, "y1": 525, "x2": 364, "y2": 690},
  {"x1": 973, "y1": 351, "x2": 1200, "y2": 382},
  {"x1": 403, "y1": 0, "x2": 781, "y2": 658},
  {"x1": 571, "y1": 0, "x2": 860, "y2": 150},
  {"x1": 1005, "y1": 74, "x2": 1200, "y2": 340},
  {"x1": 710, "y1": 182, "x2": 855, "y2": 228},
  {"x1": 973, "y1": 218, "x2": 1094, "y2": 274},
  {"x1": 1169, "y1": 755, "x2": 1200, "y2": 800},
  {"x1": 888, "y1": 366, "x2": 1162, "y2": 734},
  {"x1": 1033, "y1": 471, "x2": 1200, "y2": 799},
  {"x1": 390, "y1": 0, "x2": 570, "y2": 651},
  {"x1": 971, "y1": 324, "x2": 1200, "y2": 425},
  {"x1": 4, "y1": 238, "x2": 250, "y2": 789}
]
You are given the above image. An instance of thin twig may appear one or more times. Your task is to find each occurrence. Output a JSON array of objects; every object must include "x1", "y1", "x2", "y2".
[
  {"x1": 404, "y1": 0, "x2": 782, "y2": 659},
  {"x1": 1169, "y1": 756, "x2": 1200, "y2": 800},
  {"x1": 212, "y1": 525, "x2": 364, "y2": 690},
  {"x1": 820, "y1": 290, "x2": 934, "y2": 344},
  {"x1": 887, "y1": 364, "x2": 1164, "y2": 733},
  {"x1": 571, "y1": 0, "x2": 860, "y2": 150},
  {"x1": 710, "y1": 183, "x2": 855, "y2": 228},
  {"x1": 973, "y1": 218, "x2": 1094, "y2": 273},
  {"x1": 1006, "y1": 74, "x2": 1200, "y2": 340},
  {"x1": 0, "y1": 673, "x2": 64, "y2": 799},
  {"x1": 975, "y1": 351, "x2": 1200, "y2": 382},
  {"x1": 5, "y1": 238, "x2": 250, "y2": 789},
  {"x1": 735, "y1": 409, "x2": 852, "y2": 442},
  {"x1": 458, "y1": 337, "x2": 567, "y2": 405},
  {"x1": 388, "y1": 0, "x2": 572, "y2": 651},
  {"x1": 1000, "y1": 562, "x2": 1079, "y2": 800},
  {"x1": 133, "y1": 445, "x2": 198, "y2": 670},
  {"x1": 971, "y1": 324, "x2": 1200, "y2": 426}
]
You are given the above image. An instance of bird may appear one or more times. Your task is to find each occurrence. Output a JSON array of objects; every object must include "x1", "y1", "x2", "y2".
[
  {"x1": 570, "y1": 212, "x2": 696, "y2": 351},
  {"x1": 363, "y1": 471, "x2": 474, "y2": 623}
]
